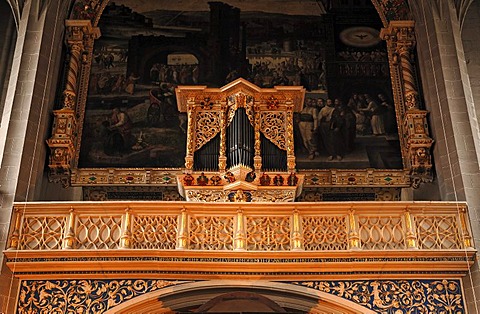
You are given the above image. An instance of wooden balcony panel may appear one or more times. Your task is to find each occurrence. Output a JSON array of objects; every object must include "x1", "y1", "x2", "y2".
[{"x1": 4, "y1": 201, "x2": 476, "y2": 280}]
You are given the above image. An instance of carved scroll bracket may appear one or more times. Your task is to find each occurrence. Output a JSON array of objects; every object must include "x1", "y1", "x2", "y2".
[
  {"x1": 47, "y1": 20, "x2": 100, "y2": 185},
  {"x1": 381, "y1": 21, "x2": 434, "y2": 187},
  {"x1": 405, "y1": 111, "x2": 434, "y2": 187}
]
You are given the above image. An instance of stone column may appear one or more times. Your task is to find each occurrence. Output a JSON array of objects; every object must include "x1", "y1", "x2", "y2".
[
  {"x1": 0, "y1": 1, "x2": 17, "y2": 118},
  {"x1": 0, "y1": 1, "x2": 69, "y2": 312},
  {"x1": 409, "y1": 0, "x2": 480, "y2": 311}
]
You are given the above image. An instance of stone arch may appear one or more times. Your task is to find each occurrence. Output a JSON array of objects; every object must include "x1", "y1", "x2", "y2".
[
  {"x1": 461, "y1": 0, "x2": 480, "y2": 171},
  {"x1": 104, "y1": 280, "x2": 377, "y2": 314},
  {"x1": 0, "y1": 0, "x2": 17, "y2": 116}
]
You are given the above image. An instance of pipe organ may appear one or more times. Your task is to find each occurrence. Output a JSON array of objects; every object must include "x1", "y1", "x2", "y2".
[{"x1": 175, "y1": 78, "x2": 305, "y2": 202}]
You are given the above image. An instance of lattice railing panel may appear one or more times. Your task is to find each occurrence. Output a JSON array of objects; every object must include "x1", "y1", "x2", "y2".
[
  {"x1": 358, "y1": 215, "x2": 405, "y2": 250},
  {"x1": 415, "y1": 215, "x2": 462, "y2": 249},
  {"x1": 8, "y1": 202, "x2": 473, "y2": 255},
  {"x1": 19, "y1": 216, "x2": 67, "y2": 250},
  {"x1": 132, "y1": 215, "x2": 178, "y2": 249},
  {"x1": 246, "y1": 216, "x2": 291, "y2": 251},
  {"x1": 76, "y1": 215, "x2": 122, "y2": 249},
  {"x1": 302, "y1": 216, "x2": 348, "y2": 250},
  {"x1": 189, "y1": 216, "x2": 234, "y2": 250}
]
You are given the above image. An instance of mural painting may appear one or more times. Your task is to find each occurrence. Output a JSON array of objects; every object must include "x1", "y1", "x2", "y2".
[{"x1": 78, "y1": 0, "x2": 402, "y2": 170}]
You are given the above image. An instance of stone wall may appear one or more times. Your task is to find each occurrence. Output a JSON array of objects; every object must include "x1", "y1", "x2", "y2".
[{"x1": 410, "y1": 0, "x2": 480, "y2": 311}]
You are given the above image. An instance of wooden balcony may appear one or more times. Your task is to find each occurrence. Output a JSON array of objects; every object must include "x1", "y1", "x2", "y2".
[{"x1": 4, "y1": 201, "x2": 476, "y2": 280}]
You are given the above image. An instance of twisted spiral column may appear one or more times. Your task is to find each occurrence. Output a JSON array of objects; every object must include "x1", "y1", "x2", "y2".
[
  {"x1": 63, "y1": 42, "x2": 83, "y2": 109},
  {"x1": 380, "y1": 21, "x2": 434, "y2": 186},
  {"x1": 398, "y1": 45, "x2": 419, "y2": 110}
]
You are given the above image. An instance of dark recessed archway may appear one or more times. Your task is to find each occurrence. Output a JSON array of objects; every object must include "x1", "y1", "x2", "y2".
[{"x1": 196, "y1": 291, "x2": 286, "y2": 312}]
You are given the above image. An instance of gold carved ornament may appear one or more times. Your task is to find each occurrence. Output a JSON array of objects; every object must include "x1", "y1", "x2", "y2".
[
  {"x1": 381, "y1": 21, "x2": 434, "y2": 187},
  {"x1": 260, "y1": 111, "x2": 287, "y2": 151},
  {"x1": 47, "y1": 20, "x2": 100, "y2": 186},
  {"x1": 177, "y1": 79, "x2": 304, "y2": 176},
  {"x1": 194, "y1": 111, "x2": 222, "y2": 152}
]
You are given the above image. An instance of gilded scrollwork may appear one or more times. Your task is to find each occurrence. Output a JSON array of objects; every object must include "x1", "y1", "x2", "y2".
[
  {"x1": 17, "y1": 279, "x2": 184, "y2": 314},
  {"x1": 226, "y1": 93, "x2": 256, "y2": 127},
  {"x1": 62, "y1": 90, "x2": 77, "y2": 110},
  {"x1": 294, "y1": 279, "x2": 464, "y2": 313},
  {"x1": 260, "y1": 112, "x2": 287, "y2": 151},
  {"x1": 194, "y1": 111, "x2": 222, "y2": 152},
  {"x1": 132, "y1": 215, "x2": 178, "y2": 249},
  {"x1": 404, "y1": 89, "x2": 419, "y2": 111},
  {"x1": 285, "y1": 111, "x2": 294, "y2": 155},
  {"x1": 186, "y1": 190, "x2": 227, "y2": 202},
  {"x1": 16, "y1": 278, "x2": 466, "y2": 314},
  {"x1": 185, "y1": 188, "x2": 296, "y2": 202},
  {"x1": 16, "y1": 278, "x2": 465, "y2": 314},
  {"x1": 250, "y1": 190, "x2": 296, "y2": 202}
]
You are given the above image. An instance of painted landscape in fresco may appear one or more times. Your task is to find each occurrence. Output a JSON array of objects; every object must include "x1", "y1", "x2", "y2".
[{"x1": 78, "y1": 0, "x2": 402, "y2": 170}]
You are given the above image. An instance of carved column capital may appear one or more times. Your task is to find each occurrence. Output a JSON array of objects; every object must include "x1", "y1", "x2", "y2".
[
  {"x1": 381, "y1": 21, "x2": 419, "y2": 111},
  {"x1": 380, "y1": 21, "x2": 416, "y2": 50},
  {"x1": 65, "y1": 20, "x2": 100, "y2": 44}
]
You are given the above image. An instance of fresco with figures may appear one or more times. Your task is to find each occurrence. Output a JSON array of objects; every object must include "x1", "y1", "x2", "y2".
[{"x1": 78, "y1": 0, "x2": 402, "y2": 170}]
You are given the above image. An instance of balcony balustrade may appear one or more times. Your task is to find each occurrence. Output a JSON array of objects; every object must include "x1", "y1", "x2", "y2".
[{"x1": 4, "y1": 201, "x2": 476, "y2": 279}]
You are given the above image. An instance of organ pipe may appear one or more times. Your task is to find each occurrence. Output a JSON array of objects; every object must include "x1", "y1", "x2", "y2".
[
  {"x1": 261, "y1": 133, "x2": 287, "y2": 171},
  {"x1": 227, "y1": 108, "x2": 254, "y2": 168},
  {"x1": 194, "y1": 134, "x2": 220, "y2": 171}
]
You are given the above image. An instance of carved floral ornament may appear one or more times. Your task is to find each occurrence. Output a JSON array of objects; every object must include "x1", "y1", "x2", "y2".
[
  {"x1": 16, "y1": 279, "x2": 465, "y2": 314},
  {"x1": 176, "y1": 79, "x2": 302, "y2": 153},
  {"x1": 48, "y1": 0, "x2": 434, "y2": 188}
]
